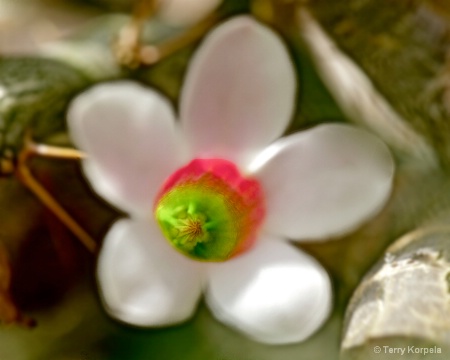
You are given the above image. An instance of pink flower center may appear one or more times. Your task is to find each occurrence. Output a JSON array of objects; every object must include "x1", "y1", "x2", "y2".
[{"x1": 154, "y1": 158, "x2": 265, "y2": 261}]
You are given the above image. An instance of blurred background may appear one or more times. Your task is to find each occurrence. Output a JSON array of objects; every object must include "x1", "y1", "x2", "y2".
[{"x1": 1, "y1": 0, "x2": 450, "y2": 359}]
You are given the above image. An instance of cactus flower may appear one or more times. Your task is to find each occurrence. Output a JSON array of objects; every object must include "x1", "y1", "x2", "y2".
[{"x1": 67, "y1": 17, "x2": 394, "y2": 344}]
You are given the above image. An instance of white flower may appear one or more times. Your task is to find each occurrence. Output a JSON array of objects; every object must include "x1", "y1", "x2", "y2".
[{"x1": 67, "y1": 16, "x2": 394, "y2": 345}]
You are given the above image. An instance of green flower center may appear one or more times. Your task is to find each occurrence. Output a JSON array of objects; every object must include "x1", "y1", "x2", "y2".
[{"x1": 154, "y1": 159, "x2": 265, "y2": 262}]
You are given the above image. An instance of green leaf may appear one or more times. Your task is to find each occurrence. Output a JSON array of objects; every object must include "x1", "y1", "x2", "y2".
[{"x1": 0, "y1": 57, "x2": 91, "y2": 157}]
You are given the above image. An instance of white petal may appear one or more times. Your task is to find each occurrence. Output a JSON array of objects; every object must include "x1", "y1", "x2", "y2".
[
  {"x1": 68, "y1": 81, "x2": 184, "y2": 215},
  {"x1": 97, "y1": 218, "x2": 204, "y2": 327},
  {"x1": 250, "y1": 124, "x2": 394, "y2": 240},
  {"x1": 158, "y1": 0, "x2": 221, "y2": 26},
  {"x1": 206, "y1": 237, "x2": 332, "y2": 344},
  {"x1": 180, "y1": 16, "x2": 296, "y2": 166}
]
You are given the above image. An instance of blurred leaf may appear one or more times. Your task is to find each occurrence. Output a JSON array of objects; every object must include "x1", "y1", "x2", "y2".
[
  {"x1": 288, "y1": 41, "x2": 347, "y2": 133},
  {"x1": 306, "y1": 0, "x2": 450, "y2": 166},
  {"x1": 0, "y1": 57, "x2": 91, "y2": 156}
]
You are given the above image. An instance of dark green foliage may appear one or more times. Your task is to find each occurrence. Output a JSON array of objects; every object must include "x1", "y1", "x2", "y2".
[{"x1": 0, "y1": 57, "x2": 91, "y2": 166}]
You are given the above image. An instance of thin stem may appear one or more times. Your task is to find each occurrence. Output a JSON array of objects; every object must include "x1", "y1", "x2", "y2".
[
  {"x1": 28, "y1": 142, "x2": 86, "y2": 160},
  {"x1": 115, "y1": 0, "x2": 220, "y2": 68},
  {"x1": 138, "y1": 12, "x2": 220, "y2": 65},
  {"x1": 114, "y1": 0, "x2": 161, "y2": 68},
  {"x1": 16, "y1": 136, "x2": 97, "y2": 254}
]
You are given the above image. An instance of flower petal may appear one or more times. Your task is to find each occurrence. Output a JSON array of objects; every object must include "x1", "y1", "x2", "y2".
[
  {"x1": 206, "y1": 237, "x2": 332, "y2": 344},
  {"x1": 180, "y1": 16, "x2": 296, "y2": 166},
  {"x1": 249, "y1": 124, "x2": 394, "y2": 240},
  {"x1": 68, "y1": 81, "x2": 184, "y2": 215},
  {"x1": 97, "y1": 218, "x2": 203, "y2": 327}
]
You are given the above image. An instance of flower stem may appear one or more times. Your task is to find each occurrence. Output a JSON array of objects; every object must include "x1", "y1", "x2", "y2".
[
  {"x1": 27, "y1": 142, "x2": 86, "y2": 160},
  {"x1": 15, "y1": 134, "x2": 97, "y2": 254},
  {"x1": 114, "y1": 0, "x2": 160, "y2": 68},
  {"x1": 139, "y1": 12, "x2": 220, "y2": 66},
  {"x1": 115, "y1": 0, "x2": 220, "y2": 68}
]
